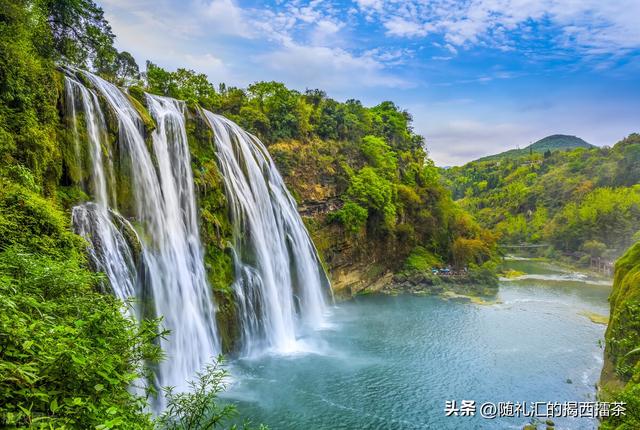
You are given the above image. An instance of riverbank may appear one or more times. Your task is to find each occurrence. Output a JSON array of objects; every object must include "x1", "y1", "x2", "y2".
[
  {"x1": 500, "y1": 248, "x2": 614, "y2": 282},
  {"x1": 378, "y1": 269, "x2": 499, "y2": 302}
]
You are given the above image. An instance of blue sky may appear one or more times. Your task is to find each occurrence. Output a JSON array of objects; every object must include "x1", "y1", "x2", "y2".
[{"x1": 103, "y1": 0, "x2": 640, "y2": 165}]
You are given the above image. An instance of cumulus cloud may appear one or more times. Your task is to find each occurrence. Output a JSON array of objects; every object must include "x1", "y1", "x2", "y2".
[
  {"x1": 383, "y1": 17, "x2": 431, "y2": 37},
  {"x1": 357, "y1": 0, "x2": 640, "y2": 57}
]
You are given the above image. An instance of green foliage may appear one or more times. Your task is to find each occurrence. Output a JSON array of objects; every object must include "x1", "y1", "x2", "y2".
[
  {"x1": 360, "y1": 135, "x2": 397, "y2": 177},
  {"x1": 142, "y1": 64, "x2": 423, "y2": 153},
  {"x1": 444, "y1": 134, "x2": 640, "y2": 258},
  {"x1": 346, "y1": 166, "x2": 396, "y2": 228},
  {"x1": 546, "y1": 187, "x2": 640, "y2": 253},
  {"x1": 146, "y1": 62, "x2": 218, "y2": 109},
  {"x1": 613, "y1": 134, "x2": 640, "y2": 186},
  {"x1": 157, "y1": 358, "x2": 266, "y2": 430},
  {"x1": 96, "y1": 50, "x2": 140, "y2": 85},
  {"x1": 243, "y1": 81, "x2": 310, "y2": 142},
  {"x1": 0, "y1": 0, "x2": 61, "y2": 190},
  {"x1": 404, "y1": 246, "x2": 441, "y2": 272},
  {"x1": 466, "y1": 262, "x2": 499, "y2": 288},
  {"x1": 0, "y1": 172, "x2": 162, "y2": 427},
  {"x1": 600, "y1": 241, "x2": 640, "y2": 429},
  {"x1": 0, "y1": 178, "x2": 84, "y2": 259},
  {"x1": 0, "y1": 246, "x2": 162, "y2": 428},
  {"x1": 451, "y1": 237, "x2": 492, "y2": 269},
  {"x1": 582, "y1": 239, "x2": 607, "y2": 258},
  {"x1": 40, "y1": 0, "x2": 114, "y2": 65},
  {"x1": 332, "y1": 202, "x2": 368, "y2": 234}
]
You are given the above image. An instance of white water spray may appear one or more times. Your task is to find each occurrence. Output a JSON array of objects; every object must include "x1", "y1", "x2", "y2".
[
  {"x1": 65, "y1": 72, "x2": 219, "y2": 404},
  {"x1": 203, "y1": 111, "x2": 329, "y2": 356},
  {"x1": 65, "y1": 70, "x2": 331, "y2": 407}
]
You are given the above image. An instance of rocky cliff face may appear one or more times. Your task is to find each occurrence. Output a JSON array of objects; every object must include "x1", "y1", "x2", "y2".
[
  {"x1": 269, "y1": 138, "x2": 407, "y2": 297},
  {"x1": 268, "y1": 136, "x2": 497, "y2": 298},
  {"x1": 599, "y1": 241, "x2": 640, "y2": 428}
]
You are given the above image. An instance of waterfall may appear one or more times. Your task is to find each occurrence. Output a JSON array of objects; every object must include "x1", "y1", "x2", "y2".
[
  {"x1": 202, "y1": 111, "x2": 330, "y2": 356},
  {"x1": 64, "y1": 68, "x2": 331, "y2": 401},
  {"x1": 65, "y1": 76, "x2": 137, "y2": 305},
  {"x1": 65, "y1": 72, "x2": 219, "y2": 402}
]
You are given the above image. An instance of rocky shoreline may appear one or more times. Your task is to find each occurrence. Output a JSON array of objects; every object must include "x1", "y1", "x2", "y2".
[{"x1": 378, "y1": 269, "x2": 499, "y2": 299}]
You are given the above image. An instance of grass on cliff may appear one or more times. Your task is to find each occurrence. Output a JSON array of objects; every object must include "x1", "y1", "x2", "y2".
[{"x1": 601, "y1": 240, "x2": 640, "y2": 429}]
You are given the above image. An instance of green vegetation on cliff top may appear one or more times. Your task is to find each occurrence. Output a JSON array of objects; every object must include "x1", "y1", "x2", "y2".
[{"x1": 144, "y1": 62, "x2": 499, "y2": 294}]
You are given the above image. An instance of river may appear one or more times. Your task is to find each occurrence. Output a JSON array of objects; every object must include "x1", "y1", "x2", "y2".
[{"x1": 225, "y1": 259, "x2": 610, "y2": 429}]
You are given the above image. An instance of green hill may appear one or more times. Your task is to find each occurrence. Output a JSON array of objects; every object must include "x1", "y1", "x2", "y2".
[
  {"x1": 477, "y1": 134, "x2": 593, "y2": 161},
  {"x1": 442, "y1": 133, "x2": 640, "y2": 257}
]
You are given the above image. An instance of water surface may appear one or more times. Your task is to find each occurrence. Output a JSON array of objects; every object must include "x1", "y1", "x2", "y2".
[{"x1": 226, "y1": 261, "x2": 610, "y2": 429}]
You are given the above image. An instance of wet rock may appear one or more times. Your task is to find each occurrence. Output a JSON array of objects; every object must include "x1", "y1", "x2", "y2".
[{"x1": 393, "y1": 273, "x2": 407, "y2": 283}]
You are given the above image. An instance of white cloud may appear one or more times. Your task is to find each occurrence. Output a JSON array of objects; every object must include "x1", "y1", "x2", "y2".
[
  {"x1": 256, "y1": 42, "x2": 409, "y2": 90},
  {"x1": 355, "y1": 0, "x2": 384, "y2": 12},
  {"x1": 183, "y1": 53, "x2": 231, "y2": 83},
  {"x1": 311, "y1": 19, "x2": 345, "y2": 45},
  {"x1": 384, "y1": 16, "x2": 432, "y2": 37},
  {"x1": 358, "y1": 0, "x2": 640, "y2": 58},
  {"x1": 201, "y1": 0, "x2": 253, "y2": 38}
]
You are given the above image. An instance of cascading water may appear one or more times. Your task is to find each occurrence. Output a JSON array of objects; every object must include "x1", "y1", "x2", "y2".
[
  {"x1": 202, "y1": 111, "x2": 330, "y2": 356},
  {"x1": 65, "y1": 72, "x2": 219, "y2": 404},
  {"x1": 65, "y1": 76, "x2": 137, "y2": 306},
  {"x1": 65, "y1": 68, "x2": 331, "y2": 405}
]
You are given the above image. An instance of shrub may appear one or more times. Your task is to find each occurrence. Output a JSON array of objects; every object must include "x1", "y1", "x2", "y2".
[
  {"x1": 332, "y1": 202, "x2": 368, "y2": 234},
  {"x1": 157, "y1": 357, "x2": 267, "y2": 430},
  {"x1": 0, "y1": 247, "x2": 162, "y2": 428},
  {"x1": 583, "y1": 239, "x2": 607, "y2": 258},
  {"x1": 346, "y1": 167, "x2": 396, "y2": 228},
  {"x1": 404, "y1": 246, "x2": 441, "y2": 272}
]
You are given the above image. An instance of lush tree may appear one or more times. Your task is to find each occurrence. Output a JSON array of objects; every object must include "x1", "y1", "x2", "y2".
[
  {"x1": 145, "y1": 62, "x2": 218, "y2": 108},
  {"x1": 443, "y1": 134, "x2": 640, "y2": 258},
  {"x1": 40, "y1": 0, "x2": 115, "y2": 66},
  {"x1": 451, "y1": 237, "x2": 491, "y2": 269},
  {"x1": 96, "y1": 49, "x2": 140, "y2": 84}
]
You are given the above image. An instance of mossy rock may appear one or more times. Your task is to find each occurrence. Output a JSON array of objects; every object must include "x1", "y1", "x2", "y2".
[
  {"x1": 125, "y1": 92, "x2": 156, "y2": 134},
  {"x1": 109, "y1": 209, "x2": 143, "y2": 262},
  {"x1": 599, "y1": 240, "x2": 640, "y2": 429},
  {"x1": 214, "y1": 288, "x2": 240, "y2": 353},
  {"x1": 127, "y1": 85, "x2": 146, "y2": 106}
]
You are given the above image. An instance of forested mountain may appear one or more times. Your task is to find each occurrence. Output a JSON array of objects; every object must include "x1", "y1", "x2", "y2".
[
  {"x1": 443, "y1": 134, "x2": 640, "y2": 261},
  {"x1": 476, "y1": 134, "x2": 594, "y2": 162}
]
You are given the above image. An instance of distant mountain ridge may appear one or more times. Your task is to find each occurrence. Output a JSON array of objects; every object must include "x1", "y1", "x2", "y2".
[{"x1": 477, "y1": 134, "x2": 594, "y2": 162}]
